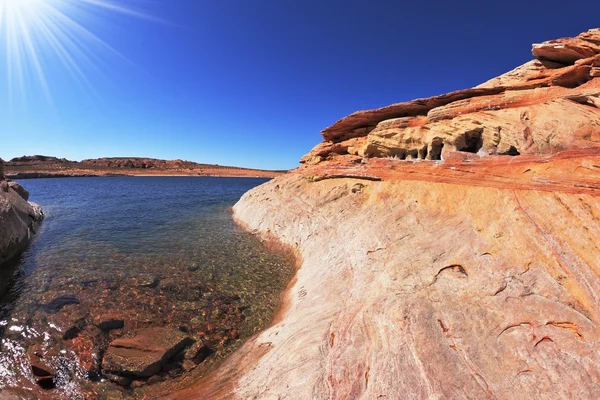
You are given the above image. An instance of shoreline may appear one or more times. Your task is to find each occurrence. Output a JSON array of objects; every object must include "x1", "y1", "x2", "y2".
[
  {"x1": 166, "y1": 157, "x2": 600, "y2": 398},
  {"x1": 161, "y1": 211, "x2": 303, "y2": 399},
  {"x1": 0, "y1": 177, "x2": 294, "y2": 399},
  {"x1": 4, "y1": 156, "x2": 288, "y2": 180},
  {"x1": 6, "y1": 172, "x2": 285, "y2": 180}
]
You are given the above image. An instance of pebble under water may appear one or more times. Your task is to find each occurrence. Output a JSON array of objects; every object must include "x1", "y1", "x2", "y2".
[{"x1": 0, "y1": 176, "x2": 295, "y2": 399}]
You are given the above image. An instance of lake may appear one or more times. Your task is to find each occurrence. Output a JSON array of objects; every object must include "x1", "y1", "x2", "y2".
[{"x1": 0, "y1": 176, "x2": 294, "y2": 399}]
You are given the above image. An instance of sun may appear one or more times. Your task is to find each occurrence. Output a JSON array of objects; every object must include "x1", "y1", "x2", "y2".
[{"x1": 0, "y1": 0, "x2": 156, "y2": 107}]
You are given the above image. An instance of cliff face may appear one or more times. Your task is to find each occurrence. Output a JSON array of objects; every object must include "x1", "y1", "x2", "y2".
[
  {"x1": 170, "y1": 30, "x2": 600, "y2": 399},
  {"x1": 0, "y1": 159, "x2": 44, "y2": 295}
]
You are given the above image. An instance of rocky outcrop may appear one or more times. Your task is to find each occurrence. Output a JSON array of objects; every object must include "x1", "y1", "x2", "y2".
[
  {"x1": 168, "y1": 29, "x2": 600, "y2": 399},
  {"x1": 0, "y1": 158, "x2": 43, "y2": 278},
  {"x1": 302, "y1": 28, "x2": 600, "y2": 164},
  {"x1": 532, "y1": 29, "x2": 600, "y2": 64}
]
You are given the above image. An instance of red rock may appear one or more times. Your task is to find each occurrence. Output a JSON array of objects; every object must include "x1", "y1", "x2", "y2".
[
  {"x1": 532, "y1": 28, "x2": 600, "y2": 64},
  {"x1": 102, "y1": 327, "x2": 193, "y2": 378}
]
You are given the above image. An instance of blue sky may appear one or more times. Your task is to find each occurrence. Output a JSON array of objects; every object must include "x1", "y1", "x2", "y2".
[{"x1": 1, "y1": 0, "x2": 600, "y2": 170}]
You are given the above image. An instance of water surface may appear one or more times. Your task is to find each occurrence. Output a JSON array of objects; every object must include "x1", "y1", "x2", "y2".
[{"x1": 0, "y1": 176, "x2": 293, "y2": 399}]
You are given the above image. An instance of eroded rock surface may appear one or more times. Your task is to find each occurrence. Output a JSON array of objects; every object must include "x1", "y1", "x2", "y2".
[
  {"x1": 302, "y1": 28, "x2": 600, "y2": 164},
  {"x1": 169, "y1": 29, "x2": 600, "y2": 399},
  {"x1": 177, "y1": 155, "x2": 600, "y2": 399}
]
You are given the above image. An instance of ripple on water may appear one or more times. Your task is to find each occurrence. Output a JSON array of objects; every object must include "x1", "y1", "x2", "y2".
[{"x1": 0, "y1": 177, "x2": 294, "y2": 398}]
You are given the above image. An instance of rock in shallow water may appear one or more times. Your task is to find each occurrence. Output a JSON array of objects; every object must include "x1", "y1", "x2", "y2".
[
  {"x1": 39, "y1": 294, "x2": 80, "y2": 313},
  {"x1": 102, "y1": 327, "x2": 193, "y2": 380}
]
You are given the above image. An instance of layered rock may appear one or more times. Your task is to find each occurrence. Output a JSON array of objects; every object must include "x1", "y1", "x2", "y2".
[
  {"x1": 302, "y1": 28, "x2": 600, "y2": 164},
  {"x1": 168, "y1": 29, "x2": 600, "y2": 399},
  {"x1": 0, "y1": 158, "x2": 43, "y2": 273}
]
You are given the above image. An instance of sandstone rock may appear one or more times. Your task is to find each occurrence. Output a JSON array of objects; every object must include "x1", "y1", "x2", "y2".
[
  {"x1": 102, "y1": 327, "x2": 193, "y2": 379},
  {"x1": 320, "y1": 87, "x2": 503, "y2": 143},
  {"x1": 206, "y1": 165, "x2": 600, "y2": 399},
  {"x1": 170, "y1": 28, "x2": 600, "y2": 400},
  {"x1": 477, "y1": 59, "x2": 565, "y2": 88},
  {"x1": 301, "y1": 29, "x2": 600, "y2": 166},
  {"x1": 532, "y1": 29, "x2": 600, "y2": 64},
  {"x1": 8, "y1": 180, "x2": 29, "y2": 201},
  {"x1": 0, "y1": 175, "x2": 44, "y2": 290}
]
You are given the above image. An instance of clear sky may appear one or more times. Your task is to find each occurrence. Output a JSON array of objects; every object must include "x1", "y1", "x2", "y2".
[{"x1": 1, "y1": 0, "x2": 600, "y2": 170}]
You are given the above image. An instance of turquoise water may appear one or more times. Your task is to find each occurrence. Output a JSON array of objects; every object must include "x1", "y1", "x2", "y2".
[{"x1": 0, "y1": 177, "x2": 293, "y2": 399}]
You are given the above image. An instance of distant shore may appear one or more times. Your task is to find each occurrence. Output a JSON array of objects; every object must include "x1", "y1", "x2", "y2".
[
  {"x1": 7, "y1": 171, "x2": 284, "y2": 179},
  {"x1": 4, "y1": 155, "x2": 287, "y2": 180}
]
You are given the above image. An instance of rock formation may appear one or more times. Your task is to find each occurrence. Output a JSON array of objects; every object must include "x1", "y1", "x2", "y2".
[
  {"x1": 0, "y1": 158, "x2": 43, "y2": 287},
  {"x1": 300, "y1": 28, "x2": 600, "y2": 165},
  {"x1": 168, "y1": 29, "x2": 600, "y2": 399}
]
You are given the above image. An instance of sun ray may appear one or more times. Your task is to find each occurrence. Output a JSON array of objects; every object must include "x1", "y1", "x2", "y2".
[{"x1": 0, "y1": 0, "x2": 159, "y2": 109}]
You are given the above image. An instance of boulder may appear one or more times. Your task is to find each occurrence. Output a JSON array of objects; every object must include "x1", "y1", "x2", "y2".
[
  {"x1": 8, "y1": 181, "x2": 29, "y2": 201},
  {"x1": 0, "y1": 175, "x2": 44, "y2": 293},
  {"x1": 102, "y1": 327, "x2": 193, "y2": 379}
]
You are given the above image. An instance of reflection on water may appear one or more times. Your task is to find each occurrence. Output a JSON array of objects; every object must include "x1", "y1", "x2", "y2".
[{"x1": 0, "y1": 177, "x2": 294, "y2": 399}]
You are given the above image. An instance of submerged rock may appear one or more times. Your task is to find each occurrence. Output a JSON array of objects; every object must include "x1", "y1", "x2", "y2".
[
  {"x1": 102, "y1": 327, "x2": 193, "y2": 380},
  {"x1": 27, "y1": 345, "x2": 58, "y2": 390},
  {"x1": 39, "y1": 294, "x2": 80, "y2": 313}
]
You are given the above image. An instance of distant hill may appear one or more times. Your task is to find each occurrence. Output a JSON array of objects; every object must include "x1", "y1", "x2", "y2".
[
  {"x1": 4, "y1": 156, "x2": 286, "y2": 179},
  {"x1": 9, "y1": 155, "x2": 70, "y2": 163}
]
